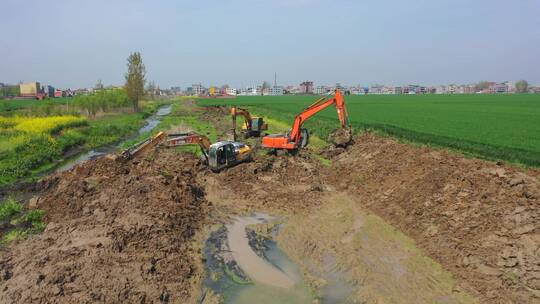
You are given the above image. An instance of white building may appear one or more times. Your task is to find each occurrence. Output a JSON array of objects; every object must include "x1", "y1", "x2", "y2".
[
  {"x1": 314, "y1": 86, "x2": 328, "y2": 95},
  {"x1": 192, "y1": 84, "x2": 204, "y2": 95},
  {"x1": 369, "y1": 85, "x2": 384, "y2": 94},
  {"x1": 269, "y1": 86, "x2": 284, "y2": 96},
  {"x1": 225, "y1": 87, "x2": 237, "y2": 96}
]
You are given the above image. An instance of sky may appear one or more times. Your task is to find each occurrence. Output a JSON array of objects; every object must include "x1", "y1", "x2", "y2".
[{"x1": 1, "y1": 0, "x2": 539, "y2": 88}]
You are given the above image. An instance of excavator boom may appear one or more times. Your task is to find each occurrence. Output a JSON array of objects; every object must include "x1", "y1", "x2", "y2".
[
  {"x1": 120, "y1": 132, "x2": 252, "y2": 171},
  {"x1": 262, "y1": 90, "x2": 351, "y2": 151}
]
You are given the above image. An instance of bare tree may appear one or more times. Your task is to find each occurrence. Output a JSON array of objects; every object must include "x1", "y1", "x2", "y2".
[
  {"x1": 125, "y1": 52, "x2": 146, "y2": 112},
  {"x1": 515, "y1": 80, "x2": 529, "y2": 93},
  {"x1": 146, "y1": 80, "x2": 156, "y2": 99},
  {"x1": 474, "y1": 81, "x2": 490, "y2": 92},
  {"x1": 95, "y1": 79, "x2": 104, "y2": 90},
  {"x1": 262, "y1": 81, "x2": 271, "y2": 95}
]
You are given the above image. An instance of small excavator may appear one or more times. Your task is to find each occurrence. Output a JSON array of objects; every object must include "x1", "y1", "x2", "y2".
[
  {"x1": 262, "y1": 89, "x2": 352, "y2": 154},
  {"x1": 120, "y1": 131, "x2": 252, "y2": 172},
  {"x1": 230, "y1": 106, "x2": 268, "y2": 140}
]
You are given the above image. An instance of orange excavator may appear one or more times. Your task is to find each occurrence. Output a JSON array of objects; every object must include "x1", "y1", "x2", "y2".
[
  {"x1": 261, "y1": 89, "x2": 351, "y2": 153},
  {"x1": 230, "y1": 106, "x2": 268, "y2": 140}
]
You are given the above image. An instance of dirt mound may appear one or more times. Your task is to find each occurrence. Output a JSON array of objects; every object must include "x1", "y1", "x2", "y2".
[
  {"x1": 328, "y1": 128, "x2": 353, "y2": 148},
  {"x1": 200, "y1": 152, "x2": 326, "y2": 213},
  {"x1": 0, "y1": 149, "x2": 210, "y2": 303},
  {"x1": 327, "y1": 133, "x2": 540, "y2": 303}
]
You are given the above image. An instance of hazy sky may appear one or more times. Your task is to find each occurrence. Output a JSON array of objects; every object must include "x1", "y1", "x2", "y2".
[{"x1": 1, "y1": 0, "x2": 539, "y2": 88}]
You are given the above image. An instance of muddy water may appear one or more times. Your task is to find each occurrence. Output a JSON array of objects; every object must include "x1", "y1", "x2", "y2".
[
  {"x1": 202, "y1": 213, "x2": 358, "y2": 303},
  {"x1": 203, "y1": 214, "x2": 314, "y2": 304},
  {"x1": 226, "y1": 215, "x2": 295, "y2": 289},
  {"x1": 56, "y1": 104, "x2": 172, "y2": 172}
]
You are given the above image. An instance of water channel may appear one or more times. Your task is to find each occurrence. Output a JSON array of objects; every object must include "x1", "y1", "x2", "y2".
[{"x1": 55, "y1": 104, "x2": 172, "y2": 172}]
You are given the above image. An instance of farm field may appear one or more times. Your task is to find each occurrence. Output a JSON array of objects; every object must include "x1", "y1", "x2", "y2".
[
  {"x1": 198, "y1": 94, "x2": 540, "y2": 166},
  {"x1": 0, "y1": 96, "x2": 166, "y2": 187}
]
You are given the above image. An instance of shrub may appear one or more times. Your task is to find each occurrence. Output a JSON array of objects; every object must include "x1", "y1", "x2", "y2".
[{"x1": 0, "y1": 199, "x2": 22, "y2": 221}]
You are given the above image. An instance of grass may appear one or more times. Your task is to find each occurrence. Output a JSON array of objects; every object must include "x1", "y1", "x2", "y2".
[
  {"x1": 0, "y1": 100, "x2": 165, "y2": 186},
  {"x1": 198, "y1": 94, "x2": 540, "y2": 166},
  {"x1": 0, "y1": 198, "x2": 46, "y2": 245},
  {"x1": 0, "y1": 199, "x2": 23, "y2": 221},
  {"x1": 121, "y1": 101, "x2": 218, "y2": 157}
]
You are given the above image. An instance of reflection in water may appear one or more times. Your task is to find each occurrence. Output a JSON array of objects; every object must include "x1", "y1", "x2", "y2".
[{"x1": 203, "y1": 214, "x2": 314, "y2": 304}]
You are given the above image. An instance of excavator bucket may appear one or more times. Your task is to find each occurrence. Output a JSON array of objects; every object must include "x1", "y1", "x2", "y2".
[{"x1": 329, "y1": 127, "x2": 352, "y2": 147}]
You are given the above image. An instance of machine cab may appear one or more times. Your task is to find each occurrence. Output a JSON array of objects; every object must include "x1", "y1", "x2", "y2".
[
  {"x1": 250, "y1": 117, "x2": 263, "y2": 132},
  {"x1": 208, "y1": 142, "x2": 237, "y2": 171}
]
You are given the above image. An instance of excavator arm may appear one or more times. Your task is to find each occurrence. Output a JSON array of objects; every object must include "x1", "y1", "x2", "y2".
[
  {"x1": 231, "y1": 106, "x2": 252, "y2": 140},
  {"x1": 262, "y1": 90, "x2": 350, "y2": 150},
  {"x1": 165, "y1": 133, "x2": 211, "y2": 162},
  {"x1": 289, "y1": 89, "x2": 349, "y2": 143}
]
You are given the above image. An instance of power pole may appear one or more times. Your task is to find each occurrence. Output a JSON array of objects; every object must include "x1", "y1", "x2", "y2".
[{"x1": 274, "y1": 72, "x2": 277, "y2": 87}]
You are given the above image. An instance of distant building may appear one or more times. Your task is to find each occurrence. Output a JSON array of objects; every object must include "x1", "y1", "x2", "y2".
[
  {"x1": 299, "y1": 81, "x2": 314, "y2": 94},
  {"x1": 369, "y1": 85, "x2": 384, "y2": 94},
  {"x1": 314, "y1": 86, "x2": 329, "y2": 95},
  {"x1": 20, "y1": 82, "x2": 41, "y2": 96},
  {"x1": 489, "y1": 82, "x2": 508, "y2": 93},
  {"x1": 269, "y1": 86, "x2": 283, "y2": 96},
  {"x1": 192, "y1": 83, "x2": 204, "y2": 95},
  {"x1": 170, "y1": 86, "x2": 182, "y2": 95},
  {"x1": 225, "y1": 87, "x2": 237, "y2": 95},
  {"x1": 47, "y1": 85, "x2": 55, "y2": 97}
]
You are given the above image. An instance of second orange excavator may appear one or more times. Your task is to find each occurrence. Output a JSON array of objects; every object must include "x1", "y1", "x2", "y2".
[{"x1": 261, "y1": 89, "x2": 352, "y2": 153}]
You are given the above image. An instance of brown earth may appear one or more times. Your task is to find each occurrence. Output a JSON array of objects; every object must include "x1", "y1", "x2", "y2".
[
  {"x1": 0, "y1": 102, "x2": 539, "y2": 303},
  {"x1": 0, "y1": 149, "x2": 210, "y2": 304},
  {"x1": 199, "y1": 131, "x2": 540, "y2": 303},
  {"x1": 326, "y1": 133, "x2": 540, "y2": 303}
]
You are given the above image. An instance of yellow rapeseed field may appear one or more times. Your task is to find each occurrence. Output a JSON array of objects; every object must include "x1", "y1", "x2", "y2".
[{"x1": 0, "y1": 116, "x2": 87, "y2": 134}]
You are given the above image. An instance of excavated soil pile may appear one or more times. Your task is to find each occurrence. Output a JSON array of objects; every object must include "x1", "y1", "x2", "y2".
[
  {"x1": 201, "y1": 153, "x2": 326, "y2": 213},
  {"x1": 327, "y1": 133, "x2": 540, "y2": 303},
  {"x1": 0, "y1": 149, "x2": 210, "y2": 303}
]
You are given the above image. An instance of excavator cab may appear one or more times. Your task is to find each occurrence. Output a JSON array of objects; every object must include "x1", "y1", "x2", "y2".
[
  {"x1": 207, "y1": 141, "x2": 252, "y2": 172},
  {"x1": 249, "y1": 117, "x2": 266, "y2": 133},
  {"x1": 231, "y1": 106, "x2": 268, "y2": 140}
]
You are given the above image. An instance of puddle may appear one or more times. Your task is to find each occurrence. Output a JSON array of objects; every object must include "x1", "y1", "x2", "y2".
[
  {"x1": 202, "y1": 214, "x2": 314, "y2": 304},
  {"x1": 55, "y1": 104, "x2": 172, "y2": 172}
]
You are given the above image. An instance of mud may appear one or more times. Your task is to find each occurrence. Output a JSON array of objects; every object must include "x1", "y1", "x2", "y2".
[
  {"x1": 326, "y1": 133, "x2": 540, "y2": 303},
  {"x1": 0, "y1": 149, "x2": 210, "y2": 303},
  {"x1": 201, "y1": 129, "x2": 539, "y2": 303}
]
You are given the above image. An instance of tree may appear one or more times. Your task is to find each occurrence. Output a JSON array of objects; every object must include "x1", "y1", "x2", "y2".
[
  {"x1": 125, "y1": 52, "x2": 146, "y2": 112},
  {"x1": 475, "y1": 81, "x2": 490, "y2": 92},
  {"x1": 515, "y1": 80, "x2": 529, "y2": 93},
  {"x1": 146, "y1": 80, "x2": 156, "y2": 99},
  {"x1": 95, "y1": 79, "x2": 104, "y2": 90},
  {"x1": 262, "y1": 81, "x2": 271, "y2": 95}
]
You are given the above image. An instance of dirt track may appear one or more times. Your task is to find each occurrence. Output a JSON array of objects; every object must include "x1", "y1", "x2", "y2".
[{"x1": 0, "y1": 104, "x2": 539, "y2": 303}]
